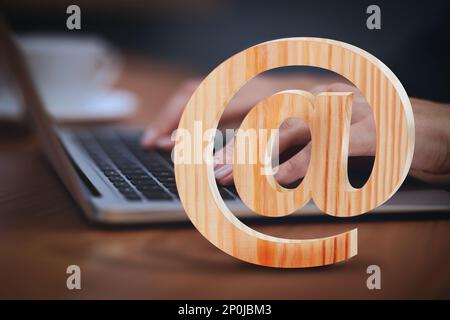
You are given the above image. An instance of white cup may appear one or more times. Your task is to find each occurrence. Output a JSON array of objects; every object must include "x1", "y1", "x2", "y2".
[{"x1": 18, "y1": 34, "x2": 121, "y2": 113}]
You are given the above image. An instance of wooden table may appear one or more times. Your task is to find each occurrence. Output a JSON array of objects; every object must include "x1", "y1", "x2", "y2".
[{"x1": 1, "y1": 56, "x2": 449, "y2": 299}]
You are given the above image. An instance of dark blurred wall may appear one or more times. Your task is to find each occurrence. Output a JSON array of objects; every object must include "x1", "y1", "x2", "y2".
[{"x1": 3, "y1": 0, "x2": 450, "y2": 101}]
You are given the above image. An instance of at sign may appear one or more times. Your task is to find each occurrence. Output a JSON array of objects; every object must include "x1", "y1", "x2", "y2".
[{"x1": 174, "y1": 38, "x2": 415, "y2": 268}]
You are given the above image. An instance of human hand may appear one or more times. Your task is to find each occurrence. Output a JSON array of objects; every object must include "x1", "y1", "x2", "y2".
[
  {"x1": 141, "y1": 76, "x2": 283, "y2": 149},
  {"x1": 142, "y1": 76, "x2": 450, "y2": 186},
  {"x1": 408, "y1": 98, "x2": 450, "y2": 184},
  {"x1": 213, "y1": 83, "x2": 450, "y2": 186},
  {"x1": 213, "y1": 82, "x2": 377, "y2": 185}
]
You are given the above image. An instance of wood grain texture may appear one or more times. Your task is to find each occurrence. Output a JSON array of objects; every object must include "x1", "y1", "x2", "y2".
[
  {"x1": 235, "y1": 88, "x2": 411, "y2": 217},
  {"x1": 175, "y1": 38, "x2": 414, "y2": 268},
  {"x1": 1, "y1": 53, "x2": 449, "y2": 299},
  {"x1": 234, "y1": 90, "x2": 315, "y2": 217}
]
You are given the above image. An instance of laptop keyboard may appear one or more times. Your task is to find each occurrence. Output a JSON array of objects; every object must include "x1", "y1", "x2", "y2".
[{"x1": 75, "y1": 129, "x2": 238, "y2": 202}]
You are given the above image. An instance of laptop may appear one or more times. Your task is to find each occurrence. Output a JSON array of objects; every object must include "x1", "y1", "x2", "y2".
[{"x1": 2, "y1": 19, "x2": 449, "y2": 225}]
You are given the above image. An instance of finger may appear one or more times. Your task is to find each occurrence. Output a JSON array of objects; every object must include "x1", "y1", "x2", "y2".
[
  {"x1": 214, "y1": 118, "x2": 311, "y2": 166},
  {"x1": 217, "y1": 170, "x2": 234, "y2": 185},
  {"x1": 347, "y1": 116, "x2": 376, "y2": 156},
  {"x1": 214, "y1": 133, "x2": 314, "y2": 186},
  {"x1": 217, "y1": 115, "x2": 377, "y2": 186},
  {"x1": 276, "y1": 118, "x2": 311, "y2": 154},
  {"x1": 140, "y1": 99, "x2": 183, "y2": 147},
  {"x1": 141, "y1": 79, "x2": 200, "y2": 147},
  {"x1": 312, "y1": 82, "x2": 371, "y2": 123},
  {"x1": 155, "y1": 135, "x2": 175, "y2": 150},
  {"x1": 214, "y1": 117, "x2": 312, "y2": 184},
  {"x1": 213, "y1": 139, "x2": 234, "y2": 169},
  {"x1": 275, "y1": 116, "x2": 376, "y2": 185},
  {"x1": 214, "y1": 141, "x2": 233, "y2": 184},
  {"x1": 274, "y1": 143, "x2": 312, "y2": 185}
]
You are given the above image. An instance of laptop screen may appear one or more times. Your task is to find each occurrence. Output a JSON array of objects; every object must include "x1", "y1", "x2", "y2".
[{"x1": 0, "y1": 16, "x2": 90, "y2": 210}]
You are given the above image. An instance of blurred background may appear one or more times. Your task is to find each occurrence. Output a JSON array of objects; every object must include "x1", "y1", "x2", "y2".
[
  {"x1": 2, "y1": 0, "x2": 450, "y2": 100},
  {"x1": 1, "y1": 1, "x2": 450, "y2": 300},
  {"x1": 2, "y1": 0, "x2": 447, "y2": 180}
]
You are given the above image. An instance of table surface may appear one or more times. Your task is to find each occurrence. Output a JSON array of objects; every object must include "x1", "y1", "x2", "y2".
[{"x1": 1, "y1": 55, "x2": 449, "y2": 299}]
